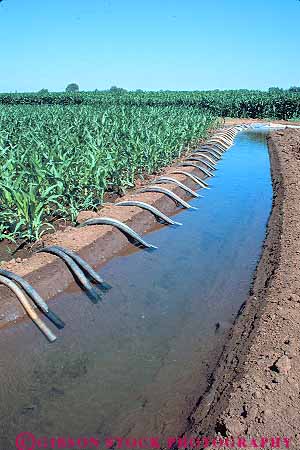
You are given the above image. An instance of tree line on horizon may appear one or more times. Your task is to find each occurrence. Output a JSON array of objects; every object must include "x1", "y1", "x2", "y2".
[
  {"x1": 38, "y1": 84, "x2": 132, "y2": 94},
  {"x1": 33, "y1": 84, "x2": 300, "y2": 95}
]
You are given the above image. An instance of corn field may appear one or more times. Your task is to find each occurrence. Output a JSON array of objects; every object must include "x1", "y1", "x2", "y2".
[
  {"x1": 0, "y1": 104, "x2": 216, "y2": 242},
  {"x1": 1, "y1": 90, "x2": 300, "y2": 119}
]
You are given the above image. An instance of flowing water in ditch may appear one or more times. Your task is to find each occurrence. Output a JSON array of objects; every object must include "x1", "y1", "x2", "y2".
[{"x1": 0, "y1": 129, "x2": 272, "y2": 449}]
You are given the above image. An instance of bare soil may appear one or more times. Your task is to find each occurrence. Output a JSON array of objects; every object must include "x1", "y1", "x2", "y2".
[
  {"x1": 180, "y1": 128, "x2": 300, "y2": 448},
  {"x1": 225, "y1": 117, "x2": 300, "y2": 126}
]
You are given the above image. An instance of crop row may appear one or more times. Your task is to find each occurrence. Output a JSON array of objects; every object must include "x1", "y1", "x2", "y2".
[
  {"x1": 0, "y1": 104, "x2": 217, "y2": 243},
  {"x1": 1, "y1": 90, "x2": 300, "y2": 119}
]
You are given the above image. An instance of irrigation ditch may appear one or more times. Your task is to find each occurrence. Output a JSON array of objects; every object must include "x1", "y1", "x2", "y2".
[
  {"x1": 1, "y1": 122, "x2": 300, "y2": 448},
  {"x1": 176, "y1": 126, "x2": 300, "y2": 450},
  {"x1": 0, "y1": 125, "x2": 243, "y2": 331}
]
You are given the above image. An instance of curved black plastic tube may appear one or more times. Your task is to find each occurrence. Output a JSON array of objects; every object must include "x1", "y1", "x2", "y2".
[
  {"x1": 0, "y1": 269, "x2": 65, "y2": 329},
  {"x1": 138, "y1": 186, "x2": 197, "y2": 210},
  {"x1": 189, "y1": 152, "x2": 217, "y2": 166},
  {"x1": 49, "y1": 245, "x2": 111, "y2": 291},
  {"x1": 207, "y1": 140, "x2": 227, "y2": 151},
  {"x1": 217, "y1": 133, "x2": 234, "y2": 140},
  {"x1": 209, "y1": 136, "x2": 233, "y2": 146},
  {"x1": 168, "y1": 170, "x2": 210, "y2": 189},
  {"x1": 115, "y1": 200, "x2": 182, "y2": 226},
  {"x1": 194, "y1": 149, "x2": 220, "y2": 162},
  {"x1": 201, "y1": 144, "x2": 223, "y2": 155},
  {"x1": 36, "y1": 247, "x2": 102, "y2": 304},
  {"x1": 204, "y1": 142, "x2": 226, "y2": 153},
  {"x1": 152, "y1": 177, "x2": 201, "y2": 197},
  {"x1": 177, "y1": 162, "x2": 214, "y2": 178},
  {"x1": 184, "y1": 157, "x2": 216, "y2": 171},
  {"x1": 81, "y1": 217, "x2": 158, "y2": 250},
  {"x1": 198, "y1": 146, "x2": 222, "y2": 159},
  {"x1": 0, "y1": 275, "x2": 57, "y2": 342},
  {"x1": 220, "y1": 134, "x2": 235, "y2": 139},
  {"x1": 207, "y1": 140, "x2": 229, "y2": 150},
  {"x1": 218, "y1": 127, "x2": 237, "y2": 134},
  {"x1": 217, "y1": 129, "x2": 235, "y2": 134}
]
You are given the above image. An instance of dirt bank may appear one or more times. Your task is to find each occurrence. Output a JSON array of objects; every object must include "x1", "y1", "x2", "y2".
[
  {"x1": 181, "y1": 128, "x2": 300, "y2": 448},
  {"x1": 225, "y1": 118, "x2": 300, "y2": 127}
]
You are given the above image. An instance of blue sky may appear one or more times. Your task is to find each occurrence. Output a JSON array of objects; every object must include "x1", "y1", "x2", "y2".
[{"x1": 0, "y1": 0, "x2": 299, "y2": 92}]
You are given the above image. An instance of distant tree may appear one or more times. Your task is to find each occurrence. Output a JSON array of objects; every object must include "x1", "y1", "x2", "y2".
[
  {"x1": 66, "y1": 83, "x2": 79, "y2": 93},
  {"x1": 38, "y1": 88, "x2": 49, "y2": 94},
  {"x1": 288, "y1": 86, "x2": 300, "y2": 92},
  {"x1": 109, "y1": 86, "x2": 127, "y2": 94},
  {"x1": 268, "y1": 87, "x2": 284, "y2": 93},
  {"x1": 135, "y1": 89, "x2": 143, "y2": 93}
]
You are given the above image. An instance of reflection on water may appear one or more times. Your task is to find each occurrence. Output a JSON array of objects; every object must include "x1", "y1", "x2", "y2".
[{"x1": 0, "y1": 130, "x2": 272, "y2": 449}]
